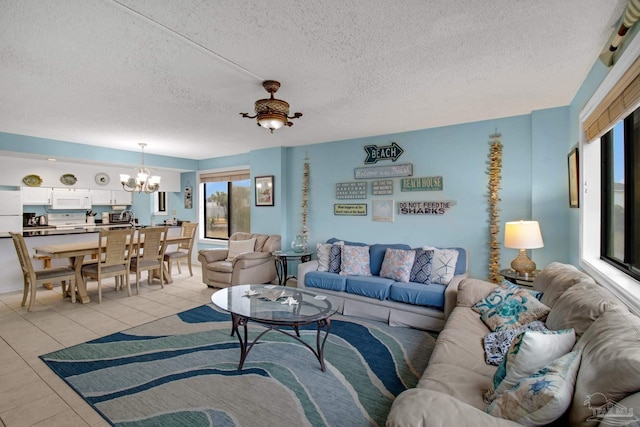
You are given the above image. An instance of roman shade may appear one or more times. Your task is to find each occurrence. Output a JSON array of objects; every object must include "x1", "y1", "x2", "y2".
[
  {"x1": 199, "y1": 169, "x2": 250, "y2": 183},
  {"x1": 584, "y1": 55, "x2": 640, "y2": 142}
]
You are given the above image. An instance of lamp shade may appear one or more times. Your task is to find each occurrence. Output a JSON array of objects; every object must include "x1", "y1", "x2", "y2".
[{"x1": 504, "y1": 220, "x2": 544, "y2": 249}]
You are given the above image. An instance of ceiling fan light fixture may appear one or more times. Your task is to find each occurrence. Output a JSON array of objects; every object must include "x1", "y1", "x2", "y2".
[
  {"x1": 258, "y1": 113, "x2": 287, "y2": 131},
  {"x1": 240, "y1": 80, "x2": 302, "y2": 133}
]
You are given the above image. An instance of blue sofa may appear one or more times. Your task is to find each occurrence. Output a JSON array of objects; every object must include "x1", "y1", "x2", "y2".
[{"x1": 297, "y1": 239, "x2": 468, "y2": 331}]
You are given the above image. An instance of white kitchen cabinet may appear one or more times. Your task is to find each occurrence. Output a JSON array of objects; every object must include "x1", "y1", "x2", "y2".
[
  {"x1": 112, "y1": 190, "x2": 132, "y2": 205},
  {"x1": 21, "y1": 187, "x2": 52, "y2": 205},
  {"x1": 91, "y1": 189, "x2": 132, "y2": 205},
  {"x1": 90, "y1": 189, "x2": 111, "y2": 205}
]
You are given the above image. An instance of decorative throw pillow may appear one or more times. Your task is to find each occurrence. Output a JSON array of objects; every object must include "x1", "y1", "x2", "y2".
[
  {"x1": 225, "y1": 238, "x2": 256, "y2": 261},
  {"x1": 409, "y1": 248, "x2": 433, "y2": 284},
  {"x1": 423, "y1": 247, "x2": 459, "y2": 284},
  {"x1": 485, "y1": 329, "x2": 576, "y2": 403},
  {"x1": 483, "y1": 320, "x2": 548, "y2": 365},
  {"x1": 316, "y1": 243, "x2": 332, "y2": 272},
  {"x1": 480, "y1": 290, "x2": 551, "y2": 332},
  {"x1": 328, "y1": 241, "x2": 344, "y2": 274},
  {"x1": 340, "y1": 245, "x2": 372, "y2": 276},
  {"x1": 487, "y1": 350, "x2": 581, "y2": 425},
  {"x1": 379, "y1": 248, "x2": 416, "y2": 282},
  {"x1": 473, "y1": 281, "x2": 521, "y2": 316}
]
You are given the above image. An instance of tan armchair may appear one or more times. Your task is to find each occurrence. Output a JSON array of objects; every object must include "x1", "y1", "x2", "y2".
[{"x1": 198, "y1": 232, "x2": 281, "y2": 288}]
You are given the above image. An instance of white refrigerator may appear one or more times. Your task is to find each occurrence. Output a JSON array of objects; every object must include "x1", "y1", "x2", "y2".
[{"x1": 0, "y1": 190, "x2": 23, "y2": 236}]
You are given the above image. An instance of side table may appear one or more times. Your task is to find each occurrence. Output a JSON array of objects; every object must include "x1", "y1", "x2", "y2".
[
  {"x1": 273, "y1": 251, "x2": 312, "y2": 285},
  {"x1": 499, "y1": 269, "x2": 540, "y2": 287}
]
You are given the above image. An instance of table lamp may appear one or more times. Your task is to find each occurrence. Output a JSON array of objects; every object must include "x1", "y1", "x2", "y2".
[{"x1": 504, "y1": 220, "x2": 544, "y2": 275}]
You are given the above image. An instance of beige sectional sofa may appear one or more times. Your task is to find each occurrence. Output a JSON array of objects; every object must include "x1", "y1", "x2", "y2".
[{"x1": 386, "y1": 262, "x2": 640, "y2": 427}]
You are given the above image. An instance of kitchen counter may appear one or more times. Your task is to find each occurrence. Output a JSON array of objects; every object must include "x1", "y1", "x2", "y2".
[
  {"x1": 20, "y1": 224, "x2": 132, "y2": 237},
  {"x1": 11, "y1": 223, "x2": 180, "y2": 238}
]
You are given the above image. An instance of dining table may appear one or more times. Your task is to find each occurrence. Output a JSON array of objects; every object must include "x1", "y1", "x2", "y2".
[{"x1": 33, "y1": 233, "x2": 191, "y2": 304}]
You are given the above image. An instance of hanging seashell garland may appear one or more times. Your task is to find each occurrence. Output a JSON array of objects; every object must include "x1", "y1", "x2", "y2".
[
  {"x1": 301, "y1": 153, "x2": 310, "y2": 250},
  {"x1": 487, "y1": 131, "x2": 503, "y2": 283}
]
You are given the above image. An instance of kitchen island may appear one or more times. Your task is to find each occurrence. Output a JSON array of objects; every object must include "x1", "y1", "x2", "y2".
[{"x1": 21, "y1": 224, "x2": 132, "y2": 237}]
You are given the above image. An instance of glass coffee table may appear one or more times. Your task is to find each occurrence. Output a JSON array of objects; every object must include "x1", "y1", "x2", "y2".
[{"x1": 211, "y1": 284, "x2": 338, "y2": 371}]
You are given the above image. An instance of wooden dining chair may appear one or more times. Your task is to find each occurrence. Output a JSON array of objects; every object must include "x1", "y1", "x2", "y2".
[
  {"x1": 130, "y1": 226, "x2": 169, "y2": 294},
  {"x1": 163, "y1": 222, "x2": 198, "y2": 277},
  {"x1": 9, "y1": 232, "x2": 76, "y2": 312},
  {"x1": 81, "y1": 228, "x2": 135, "y2": 303}
]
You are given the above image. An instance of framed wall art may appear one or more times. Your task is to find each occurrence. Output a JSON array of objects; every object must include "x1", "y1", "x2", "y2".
[
  {"x1": 372, "y1": 199, "x2": 394, "y2": 222},
  {"x1": 334, "y1": 203, "x2": 367, "y2": 216},
  {"x1": 568, "y1": 148, "x2": 579, "y2": 208},
  {"x1": 336, "y1": 181, "x2": 367, "y2": 199},
  {"x1": 255, "y1": 175, "x2": 274, "y2": 206}
]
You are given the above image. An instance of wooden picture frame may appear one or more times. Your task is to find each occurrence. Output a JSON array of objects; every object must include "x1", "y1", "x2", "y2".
[
  {"x1": 568, "y1": 148, "x2": 579, "y2": 208},
  {"x1": 255, "y1": 175, "x2": 274, "y2": 206}
]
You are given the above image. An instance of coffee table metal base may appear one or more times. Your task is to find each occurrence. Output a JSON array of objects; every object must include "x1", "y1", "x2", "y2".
[{"x1": 230, "y1": 313, "x2": 332, "y2": 372}]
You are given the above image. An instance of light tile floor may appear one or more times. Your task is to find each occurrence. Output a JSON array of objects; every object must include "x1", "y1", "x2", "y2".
[{"x1": 0, "y1": 266, "x2": 215, "y2": 427}]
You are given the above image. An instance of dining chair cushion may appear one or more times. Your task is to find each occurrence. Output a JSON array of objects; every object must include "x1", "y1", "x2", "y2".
[
  {"x1": 131, "y1": 258, "x2": 161, "y2": 269},
  {"x1": 82, "y1": 264, "x2": 127, "y2": 275},
  {"x1": 165, "y1": 251, "x2": 188, "y2": 260},
  {"x1": 36, "y1": 267, "x2": 76, "y2": 280}
]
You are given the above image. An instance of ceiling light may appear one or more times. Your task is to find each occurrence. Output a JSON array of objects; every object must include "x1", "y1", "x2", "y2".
[
  {"x1": 119, "y1": 143, "x2": 161, "y2": 193},
  {"x1": 240, "y1": 80, "x2": 302, "y2": 133}
]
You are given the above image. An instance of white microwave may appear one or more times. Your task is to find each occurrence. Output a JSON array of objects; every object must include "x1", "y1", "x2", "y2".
[{"x1": 51, "y1": 190, "x2": 92, "y2": 210}]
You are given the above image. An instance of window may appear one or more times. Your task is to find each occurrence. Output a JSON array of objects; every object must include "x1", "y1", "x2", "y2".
[
  {"x1": 580, "y1": 37, "x2": 640, "y2": 313},
  {"x1": 601, "y1": 107, "x2": 640, "y2": 280},
  {"x1": 200, "y1": 169, "x2": 251, "y2": 240}
]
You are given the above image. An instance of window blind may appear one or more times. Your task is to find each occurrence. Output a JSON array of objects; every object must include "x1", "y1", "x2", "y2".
[
  {"x1": 585, "y1": 56, "x2": 640, "y2": 142},
  {"x1": 199, "y1": 169, "x2": 250, "y2": 183}
]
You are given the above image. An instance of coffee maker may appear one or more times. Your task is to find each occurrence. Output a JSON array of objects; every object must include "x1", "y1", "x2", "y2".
[{"x1": 23, "y1": 212, "x2": 36, "y2": 227}]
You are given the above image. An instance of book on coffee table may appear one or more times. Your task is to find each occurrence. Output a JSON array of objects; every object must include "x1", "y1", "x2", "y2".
[{"x1": 261, "y1": 289, "x2": 287, "y2": 302}]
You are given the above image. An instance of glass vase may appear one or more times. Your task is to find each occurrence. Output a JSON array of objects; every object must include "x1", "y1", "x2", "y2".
[{"x1": 291, "y1": 235, "x2": 304, "y2": 253}]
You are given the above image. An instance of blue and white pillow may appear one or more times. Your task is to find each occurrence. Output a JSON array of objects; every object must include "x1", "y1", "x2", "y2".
[
  {"x1": 410, "y1": 248, "x2": 433, "y2": 284},
  {"x1": 487, "y1": 350, "x2": 581, "y2": 425},
  {"x1": 485, "y1": 329, "x2": 577, "y2": 403},
  {"x1": 423, "y1": 247, "x2": 458, "y2": 284},
  {"x1": 473, "y1": 281, "x2": 550, "y2": 332},
  {"x1": 328, "y1": 241, "x2": 344, "y2": 273},
  {"x1": 481, "y1": 290, "x2": 550, "y2": 332},
  {"x1": 473, "y1": 281, "x2": 521, "y2": 316},
  {"x1": 484, "y1": 320, "x2": 548, "y2": 365}
]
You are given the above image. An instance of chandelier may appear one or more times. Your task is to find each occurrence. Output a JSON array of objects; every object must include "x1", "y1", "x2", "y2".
[
  {"x1": 119, "y1": 143, "x2": 161, "y2": 193},
  {"x1": 240, "y1": 80, "x2": 302, "y2": 133}
]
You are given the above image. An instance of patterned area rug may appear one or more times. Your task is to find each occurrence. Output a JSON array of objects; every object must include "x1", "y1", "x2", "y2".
[{"x1": 41, "y1": 305, "x2": 435, "y2": 427}]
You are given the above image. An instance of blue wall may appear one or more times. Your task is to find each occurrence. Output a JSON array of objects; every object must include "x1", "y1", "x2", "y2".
[
  {"x1": 274, "y1": 112, "x2": 566, "y2": 279},
  {"x1": 0, "y1": 108, "x2": 579, "y2": 279}
]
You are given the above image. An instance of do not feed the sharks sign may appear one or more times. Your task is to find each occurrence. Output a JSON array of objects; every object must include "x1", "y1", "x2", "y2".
[{"x1": 363, "y1": 142, "x2": 404, "y2": 164}]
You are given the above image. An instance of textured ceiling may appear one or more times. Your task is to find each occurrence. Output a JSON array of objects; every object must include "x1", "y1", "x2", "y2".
[{"x1": 0, "y1": 0, "x2": 627, "y2": 160}]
